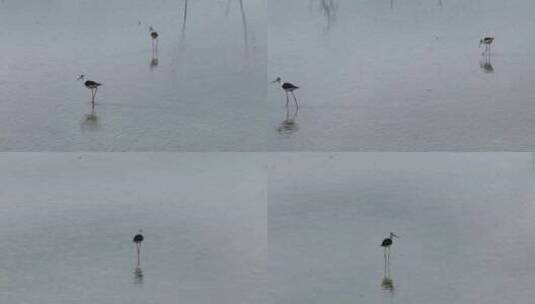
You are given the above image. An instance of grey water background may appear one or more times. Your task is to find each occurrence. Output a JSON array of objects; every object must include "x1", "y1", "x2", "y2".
[
  {"x1": 268, "y1": 153, "x2": 535, "y2": 303},
  {"x1": 268, "y1": 0, "x2": 535, "y2": 151},
  {"x1": 0, "y1": 0, "x2": 266, "y2": 151},
  {"x1": 0, "y1": 153, "x2": 267, "y2": 303}
]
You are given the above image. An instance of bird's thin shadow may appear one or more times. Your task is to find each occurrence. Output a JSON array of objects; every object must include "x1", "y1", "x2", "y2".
[
  {"x1": 80, "y1": 105, "x2": 99, "y2": 131},
  {"x1": 278, "y1": 106, "x2": 299, "y2": 135},
  {"x1": 479, "y1": 55, "x2": 494, "y2": 73}
]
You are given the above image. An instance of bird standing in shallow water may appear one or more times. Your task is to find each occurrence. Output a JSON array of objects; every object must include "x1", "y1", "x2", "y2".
[
  {"x1": 381, "y1": 232, "x2": 398, "y2": 275},
  {"x1": 272, "y1": 77, "x2": 300, "y2": 112},
  {"x1": 133, "y1": 230, "x2": 144, "y2": 267},
  {"x1": 77, "y1": 75, "x2": 102, "y2": 106},
  {"x1": 149, "y1": 26, "x2": 159, "y2": 52},
  {"x1": 480, "y1": 37, "x2": 494, "y2": 55}
]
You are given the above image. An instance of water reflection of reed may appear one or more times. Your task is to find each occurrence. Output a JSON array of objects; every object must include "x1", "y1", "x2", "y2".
[
  {"x1": 224, "y1": 0, "x2": 249, "y2": 56},
  {"x1": 314, "y1": 0, "x2": 337, "y2": 32}
]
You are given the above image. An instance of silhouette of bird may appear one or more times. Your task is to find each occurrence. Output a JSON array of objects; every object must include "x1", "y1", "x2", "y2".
[
  {"x1": 77, "y1": 75, "x2": 102, "y2": 104},
  {"x1": 381, "y1": 232, "x2": 398, "y2": 248},
  {"x1": 479, "y1": 37, "x2": 494, "y2": 55},
  {"x1": 149, "y1": 26, "x2": 159, "y2": 53},
  {"x1": 133, "y1": 230, "x2": 144, "y2": 267},
  {"x1": 133, "y1": 231, "x2": 144, "y2": 244},
  {"x1": 272, "y1": 77, "x2": 300, "y2": 110}
]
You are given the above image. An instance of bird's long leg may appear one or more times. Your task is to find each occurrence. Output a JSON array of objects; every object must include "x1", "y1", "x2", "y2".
[
  {"x1": 136, "y1": 243, "x2": 141, "y2": 267},
  {"x1": 291, "y1": 91, "x2": 299, "y2": 115},
  {"x1": 387, "y1": 247, "x2": 391, "y2": 277},
  {"x1": 285, "y1": 92, "x2": 289, "y2": 107},
  {"x1": 384, "y1": 247, "x2": 387, "y2": 277}
]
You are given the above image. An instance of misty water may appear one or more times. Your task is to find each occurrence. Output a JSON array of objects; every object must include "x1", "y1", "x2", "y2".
[
  {"x1": 268, "y1": 153, "x2": 535, "y2": 303},
  {"x1": 0, "y1": 0, "x2": 266, "y2": 151},
  {"x1": 268, "y1": 0, "x2": 535, "y2": 151},
  {"x1": 0, "y1": 153, "x2": 267, "y2": 303}
]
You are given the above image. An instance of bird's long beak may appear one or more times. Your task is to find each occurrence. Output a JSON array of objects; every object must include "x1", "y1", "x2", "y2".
[
  {"x1": 271, "y1": 79, "x2": 278, "y2": 84},
  {"x1": 392, "y1": 233, "x2": 399, "y2": 238}
]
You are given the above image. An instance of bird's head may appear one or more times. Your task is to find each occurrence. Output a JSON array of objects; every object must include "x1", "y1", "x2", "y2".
[
  {"x1": 149, "y1": 26, "x2": 154, "y2": 32},
  {"x1": 139, "y1": 229, "x2": 143, "y2": 233},
  {"x1": 272, "y1": 77, "x2": 282, "y2": 84},
  {"x1": 390, "y1": 232, "x2": 399, "y2": 239},
  {"x1": 479, "y1": 39, "x2": 483, "y2": 47},
  {"x1": 77, "y1": 74, "x2": 85, "y2": 81}
]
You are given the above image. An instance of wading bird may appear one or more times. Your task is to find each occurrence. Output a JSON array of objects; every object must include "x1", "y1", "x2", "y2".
[
  {"x1": 133, "y1": 230, "x2": 144, "y2": 267},
  {"x1": 77, "y1": 75, "x2": 102, "y2": 105},
  {"x1": 381, "y1": 232, "x2": 398, "y2": 270},
  {"x1": 149, "y1": 26, "x2": 159, "y2": 51},
  {"x1": 479, "y1": 37, "x2": 494, "y2": 55},
  {"x1": 272, "y1": 77, "x2": 300, "y2": 110}
]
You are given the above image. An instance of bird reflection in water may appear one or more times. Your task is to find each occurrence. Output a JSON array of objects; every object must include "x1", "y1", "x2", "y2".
[
  {"x1": 480, "y1": 56, "x2": 494, "y2": 74},
  {"x1": 381, "y1": 277, "x2": 394, "y2": 292},
  {"x1": 278, "y1": 106, "x2": 299, "y2": 135},
  {"x1": 134, "y1": 266, "x2": 144, "y2": 284},
  {"x1": 81, "y1": 104, "x2": 99, "y2": 131},
  {"x1": 150, "y1": 55, "x2": 159, "y2": 71}
]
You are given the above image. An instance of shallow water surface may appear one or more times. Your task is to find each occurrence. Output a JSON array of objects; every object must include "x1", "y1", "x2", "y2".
[
  {"x1": 268, "y1": 153, "x2": 535, "y2": 303},
  {"x1": 0, "y1": 0, "x2": 267, "y2": 151},
  {"x1": 0, "y1": 153, "x2": 267, "y2": 303},
  {"x1": 268, "y1": 0, "x2": 535, "y2": 151}
]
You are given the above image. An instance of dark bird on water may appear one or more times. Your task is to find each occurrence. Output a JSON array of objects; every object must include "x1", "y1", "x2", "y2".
[
  {"x1": 149, "y1": 26, "x2": 159, "y2": 50},
  {"x1": 77, "y1": 75, "x2": 102, "y2": 105},
  {"x1": 381, "y1": 232, "x2": 399, "y2": 248},
  {"x1": 272, "y1": 77, "x2": 300, "y2": 110},
  {"x1": 479, "y1": 37, "x2": 494, "y2": 55},
  {"x1": 133, "y1": 232, "x2": 144, "y2": 244},
  {"x1": 133, "y1": 230, "x2": 144, "y2": 267}
]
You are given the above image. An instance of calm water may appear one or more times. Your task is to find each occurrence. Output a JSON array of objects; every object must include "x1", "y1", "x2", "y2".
[
  {"x1": 0, "y1": 153, "x2": 267, "y2": 303},
  {"x1": 268, "y1": 0, "x2": 535, "y2": 151},
  {"x1": 0, "y1": 0, "x2": 267, "y2": 151},
  {"x1": 268, "y1": 153, "x2": 535, "y2": 303}
]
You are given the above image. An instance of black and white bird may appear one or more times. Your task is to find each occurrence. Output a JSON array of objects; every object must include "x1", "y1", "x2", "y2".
[
  {"x1": 381, "y1": 232, "x2": 399, "y2": 249},
  {"x1": 479, "y1": 37, "x2": 494, "y2": 55},
  {"x1": 272, "y1": 77, "x2": 300, "y2": 110},
  {"x1": 133, "y1": 230, "x2": 144, "y2": 267},
  {"x1": 149, "y1": 26, "x2": 159, "y2": 50},
  {"x1": 77, "y1": 75, "x2": 102, "y2": 104}
]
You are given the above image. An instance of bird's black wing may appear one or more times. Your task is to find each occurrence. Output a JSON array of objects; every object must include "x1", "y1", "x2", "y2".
[
  {"x1": 282, "y1": 83, "x2": 299, "y2": 90},
  {"x1": 85, "y1": 80, "x2": 102, "y2": 87},
  {"x1": 381, "y1": 238, "x2": 392, "y2": 247}
]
